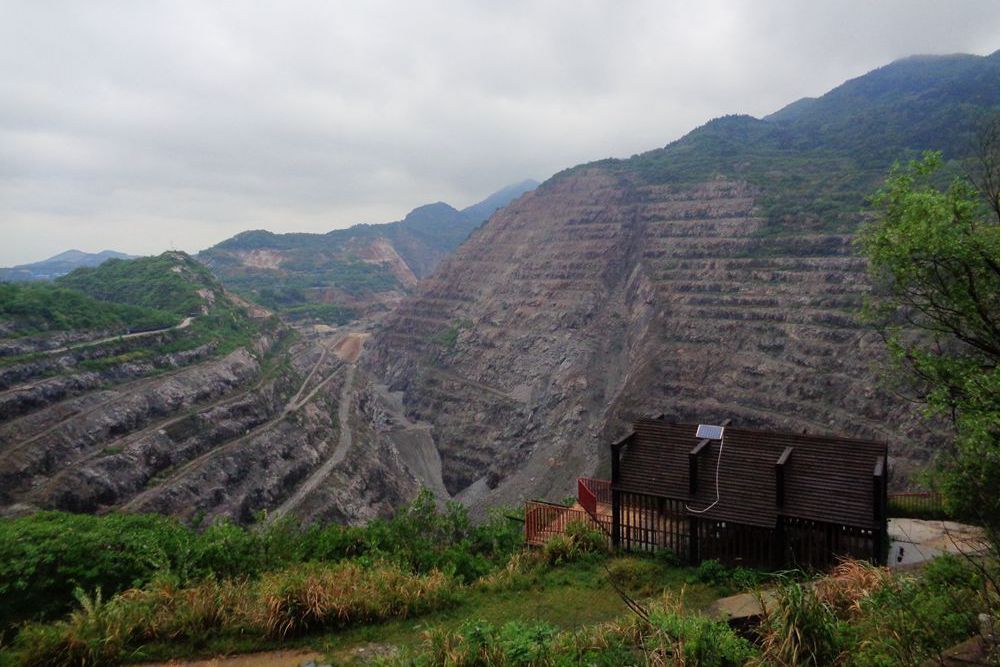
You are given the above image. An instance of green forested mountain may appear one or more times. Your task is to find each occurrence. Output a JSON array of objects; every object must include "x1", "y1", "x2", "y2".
[
  {"x1": 56, "y1": 252, "x2": 224, "y2": 318},
  {"x1": 585, "y1": 51, "x2": 999, "y2": 234},
  {"x1": 198, "y1": 180, "x2": 538, "y2": 323}
]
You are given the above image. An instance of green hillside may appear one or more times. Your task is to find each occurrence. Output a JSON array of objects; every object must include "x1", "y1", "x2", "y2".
[
  {"x1": 0, "y1": 283, "x2": 175, "y2": 336},
  {"x1": 56, "y1": 252, "x2": 223, "y2": 317},
  {"x1": 575, "y1": 52, "x2": 999, "y2": 235},
  {"x1": 198, "y1": 181, "x2": 538, "y2": 324}
]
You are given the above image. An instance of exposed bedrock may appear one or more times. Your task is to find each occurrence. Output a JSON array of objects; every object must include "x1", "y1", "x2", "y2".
[{"x1": 369, "y1": 171, "x2": 944, "y2": 515}]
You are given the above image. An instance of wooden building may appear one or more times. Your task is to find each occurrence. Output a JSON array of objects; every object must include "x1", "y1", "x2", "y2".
[{"x1": 607, "y1": 418, "x2": 889, "y2": 568}]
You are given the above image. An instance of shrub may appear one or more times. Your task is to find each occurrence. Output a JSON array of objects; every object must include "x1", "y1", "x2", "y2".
[
  {"x1": 15, "y1": 588, "x2": 143, "y2": 667},
  {"x1": 849, "y1": 568, "x2": 982, "y2": 665},
  {"x1": 541, "y1": 519, "x2": 607, "y2": 566},
  {"x1": 541, "y1": 534, "x2": 577, "y2": 566},
  {"x1": 648, "y1": 601, "x2": 757, "y2": 667},
  {"x1": 476, "y1": 551, "x2": 543, "y2": 592},
  {"x1": 605, "y1": 558, "x2": 664, "y2": 598},
  {"x1": 756, "y1": 557, "x2": 989, "y2": 667},
  {"x1": 757, "y1": 582, "x2": 843, "y2": 666},
  {"x1": 564, "y1": 519, "x2": 607, "y2": 554},
  {"x1": 692, "y1": 558, "x2": 771, "y2": 592},
  {"x1": 0, "y1": 490, "x2": 522, "y2": 631}
]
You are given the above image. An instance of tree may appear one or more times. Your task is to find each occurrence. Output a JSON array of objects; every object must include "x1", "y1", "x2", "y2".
[{"x1": 859, "y1": 151, "x2": 999, "y2": 535}]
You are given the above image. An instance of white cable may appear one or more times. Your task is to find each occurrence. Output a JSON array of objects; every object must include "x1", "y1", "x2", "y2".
[{"x1": 685, "y1": 430, "x2": 725, "y2": 514}]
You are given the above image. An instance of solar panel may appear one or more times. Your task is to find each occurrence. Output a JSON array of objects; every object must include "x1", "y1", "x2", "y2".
[{"x1": 696, "y1": 424, "x2": 724, "y2": 440}]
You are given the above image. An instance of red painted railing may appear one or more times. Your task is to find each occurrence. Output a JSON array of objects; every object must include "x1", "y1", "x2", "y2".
[
  {"x1": 524, "y1": 500, "x2": 611, "y2": 546},
  {"x1": 578, "y1": 477, "x2": 612, "y2": 505},
  {"x1": 578, "y1": 478, "x2": 598, "y2": 517}
]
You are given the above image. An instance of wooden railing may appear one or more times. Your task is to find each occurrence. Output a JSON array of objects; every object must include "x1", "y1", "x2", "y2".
[
  {"x1": 578, "y1": 477, "x2": 612, "y2": 505},
  {"x1": 888, "y1": 492, "x2": 945, "y2": 518},
  {"x1": 578, "y1": 479, "x2": 598, "y2": 517},
  {"x1": 524, "y1": 500, "x2": 610, "y2": 546}
]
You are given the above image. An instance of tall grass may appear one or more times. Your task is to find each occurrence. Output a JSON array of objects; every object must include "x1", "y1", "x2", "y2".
[
  {"x1": 0, "y1": 489, "x2": 521, "y2": 631},
  {"x1": 755, "y1": 556, "x2": 989, "y2": 666},
  {"x1": 13, "y1": 562, "x2": 455, "y2": 667}
]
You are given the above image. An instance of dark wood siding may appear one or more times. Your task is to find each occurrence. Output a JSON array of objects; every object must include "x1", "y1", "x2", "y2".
[{"x1": 615, "y1": 420, "x2": 886, "y2": 530}]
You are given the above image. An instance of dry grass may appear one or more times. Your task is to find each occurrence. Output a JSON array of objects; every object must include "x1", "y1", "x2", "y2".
[
  {"x1": 475, "y1": 550, "x2": 542, "y2": 592},
  {"x1": 813, "y1": 558, "x2": 892, "y2": 619},
  {"x1": 14, "y1": 562, "x2": 455, "y2": 666},
  {"x1": 255, "y1": 561, "x2": 452, "y2": 639}
]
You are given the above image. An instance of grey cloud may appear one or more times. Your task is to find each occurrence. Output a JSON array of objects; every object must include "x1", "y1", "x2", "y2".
[{"x1": 0, "y1": 0, "x2": 997, "y2": 265}]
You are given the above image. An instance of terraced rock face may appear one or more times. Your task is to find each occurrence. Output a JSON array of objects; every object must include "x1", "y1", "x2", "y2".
[
  {"x1": 368, "y1": 168, "x2": 940, "y2": 512},
  {"x1": 0, "y1": 325, "x2": 439, "y2": 525},
  {"x1": 370, "y1": 52, "x2": 999, "y2": 513},
  {"x1": 0, "y1": 245, "x2": 455, "y2": 524}
]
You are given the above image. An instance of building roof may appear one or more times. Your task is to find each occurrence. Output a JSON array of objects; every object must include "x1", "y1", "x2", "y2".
[{"x1": 615, "y1": 419, "x2": 886, "y2": 529}]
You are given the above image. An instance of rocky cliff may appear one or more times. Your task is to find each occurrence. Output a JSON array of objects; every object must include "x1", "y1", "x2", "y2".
[
  {"x1": 369, "y1": 53, "x2": 999, "y2": 513},
  {"x1": 0, "y1": 254, "x2": 446, "y2": 525}
]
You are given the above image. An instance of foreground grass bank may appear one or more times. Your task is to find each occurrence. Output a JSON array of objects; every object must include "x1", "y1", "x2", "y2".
[{"x1": 0, "y1": 493, "x2": 995, "y2": 666}]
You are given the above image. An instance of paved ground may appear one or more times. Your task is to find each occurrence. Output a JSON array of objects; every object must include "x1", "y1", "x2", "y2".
[{"x1": 887, "y1": 518, "x2": 987, "y2": 567}]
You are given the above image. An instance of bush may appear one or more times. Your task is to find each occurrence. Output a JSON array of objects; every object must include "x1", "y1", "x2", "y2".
[
  {"x1": 0, "y1": 490, "x2": 523, "y2": 634},
  {"x1": 255, "y1": 562, "x2": 453, "y2": 639},
  {"x1": 692, "y1": 558, "x2": 771, "y2": 592},
  {"x1": 756, "y1": 557, "x2": 989, "y2": 667},
  {"x1": 541, "y1": 520, "x2": 607, "y2": 566},
  {"x1": 757, "y1": 582, "x2": 843, "y2": 666},
  {"x1": 649, "y1": 603, "x2": 757, "y2": 667}
]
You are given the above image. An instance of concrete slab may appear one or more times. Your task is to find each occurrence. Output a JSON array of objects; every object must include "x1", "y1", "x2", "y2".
[{"x1": 887, "y1": 518, "x2": 987, "y2": 568}]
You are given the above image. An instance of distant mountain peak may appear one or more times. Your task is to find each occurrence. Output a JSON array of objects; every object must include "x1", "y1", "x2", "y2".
[{"x1": 0, "y1": 249, "x2": 137, "y2": 282}]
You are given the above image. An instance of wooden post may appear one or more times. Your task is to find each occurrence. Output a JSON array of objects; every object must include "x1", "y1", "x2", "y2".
[
  {"x1": 612, "y1": 489, "x2": 621, "y2": 549},
  {"x1": 873, "y1": 455, "x2": 887, "y2": 565},
  {"x1": 609, "y1": 433, "x2": 633, "y2": 551},
  {"x1": 689, "y1": 439, "x2": 710, "y2": 495},
  {"x1": 775, "y1": 447, "x2": 793, "y2": 507},
  {"x1": 774, "y1": 516, "x2": 786, "y2": 568},
  {"x1": 688, "y1": 518, "x2": 699, "y2": 564}
]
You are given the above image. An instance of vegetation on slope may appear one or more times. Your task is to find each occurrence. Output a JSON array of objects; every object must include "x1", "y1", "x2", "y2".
[
  {"x1": 859, "y1": 151, "x2": 999, "y2": 534},
  {"x1": 553, "y1": 52, "x2": 998, "y2": 236},
  {"x1": 0, "y1": 490, "x2": 521, "y2": 632},
  {"x1": 55, "y1": 252, "x2": 221, "y2": 317},
  {"x1": 0, "y1": 283, "x2": 175, "y2": 336},
  {"x1": 1, "y1": 251, "x2": 276, "y2": 377},
  {"x1": 1, "y1": 494, "x2": 990, "y2": 667}
]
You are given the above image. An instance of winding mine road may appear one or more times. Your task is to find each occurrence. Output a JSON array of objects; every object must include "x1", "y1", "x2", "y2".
[{"x1": 40, "y1": 317, "x2": 195, "y2": 356}]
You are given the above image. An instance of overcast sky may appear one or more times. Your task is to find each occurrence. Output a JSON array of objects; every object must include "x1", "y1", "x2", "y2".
[{"x1": 1, "y1": 1, "x2": 998, "y2": 266}]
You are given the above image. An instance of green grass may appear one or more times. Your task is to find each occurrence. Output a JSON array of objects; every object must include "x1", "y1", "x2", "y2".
[{"x1": 124, "y1": 555, "x2": 723, "y2": 665}]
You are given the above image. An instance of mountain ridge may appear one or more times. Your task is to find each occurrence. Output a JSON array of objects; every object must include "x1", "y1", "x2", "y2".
[
  {"x1": 368, "y1": 51, "x2": 999, "y2": 513},
  {"x1": 0, "y1": 249, "x2": 137, "y2": 283},
  {"x1": 198, "y1": 180, "x2": 539, "y2": 323}
]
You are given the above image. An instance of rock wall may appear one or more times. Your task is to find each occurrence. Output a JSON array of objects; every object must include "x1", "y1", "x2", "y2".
[{"x1": 369, "y1": 169, "x2": 941, "y2": 514}]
